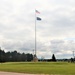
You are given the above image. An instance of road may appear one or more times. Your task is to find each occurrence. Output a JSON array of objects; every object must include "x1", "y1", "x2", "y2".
[{"x1": 0, "y1": 71, "x2": 48, "y2": 75}]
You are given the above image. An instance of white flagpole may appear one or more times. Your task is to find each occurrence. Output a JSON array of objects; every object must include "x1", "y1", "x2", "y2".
[
  {"x1": 34, "y1": 9, "x2": 41, "y2": 61},
  {"x1": 35, "y1": 10, "x2": 37, "y2": 57}
]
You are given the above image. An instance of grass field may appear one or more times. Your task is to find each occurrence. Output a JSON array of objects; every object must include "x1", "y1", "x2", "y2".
[{"x1": 0, "y1": 62, "x2": 75, "y2": 75}]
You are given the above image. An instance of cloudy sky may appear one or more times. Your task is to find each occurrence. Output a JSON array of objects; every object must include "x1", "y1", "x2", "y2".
[{"x1": 0, "y1": 0, "x2": 75, "y2": 59}]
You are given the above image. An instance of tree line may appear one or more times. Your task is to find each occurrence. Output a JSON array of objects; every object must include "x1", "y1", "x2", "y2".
[{"x1": 0, "y1": 48, "x2": 33, "y2": 62}]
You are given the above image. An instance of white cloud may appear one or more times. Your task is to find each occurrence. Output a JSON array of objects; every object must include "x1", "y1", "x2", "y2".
[{"x1": 0, "y1": 0, "x2": 75, "y2": 59}]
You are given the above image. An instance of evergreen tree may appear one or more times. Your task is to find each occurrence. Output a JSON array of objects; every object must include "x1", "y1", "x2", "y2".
[
  {"x1": 52, "y1": 54, "x2": 56, "y2": 62},
  {"x1": 0, "y1": 48, "x2": 33, "y2": 62},
  {"x1": 0, "y1": 48, "x2": 6, "y2": 62}
]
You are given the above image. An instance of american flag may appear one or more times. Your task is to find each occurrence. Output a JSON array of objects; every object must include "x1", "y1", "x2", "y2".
[{"x1": 35, "y1": 10, "x2": 40, "y2": 14}]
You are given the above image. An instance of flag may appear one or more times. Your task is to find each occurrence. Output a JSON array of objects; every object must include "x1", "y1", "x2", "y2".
[
  {"x1": 35, "y1": 10, "x2": 40, "y2": 14},
  {"x1": 37, "y1": 17, "x2": 41, "y2": 20}
]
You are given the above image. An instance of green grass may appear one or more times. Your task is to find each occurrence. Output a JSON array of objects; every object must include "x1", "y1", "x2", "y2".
[{"x1": 0, "y1": 62, "x2": 75, "y2": 75}]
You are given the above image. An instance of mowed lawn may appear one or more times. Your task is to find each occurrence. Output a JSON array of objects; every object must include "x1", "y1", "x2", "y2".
[{"x1": 0, "y1": 62, "x2": 75, "y2": 75}]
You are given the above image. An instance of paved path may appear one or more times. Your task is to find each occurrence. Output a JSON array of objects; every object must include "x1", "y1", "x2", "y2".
[{"x1": 0, "y1": 71, "x2": 48, "y2": 75}]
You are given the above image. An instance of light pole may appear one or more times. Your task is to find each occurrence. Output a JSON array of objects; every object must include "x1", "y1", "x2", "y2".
[{"x1": 73, "y1": 51, "x2": 75, "y2": 59}]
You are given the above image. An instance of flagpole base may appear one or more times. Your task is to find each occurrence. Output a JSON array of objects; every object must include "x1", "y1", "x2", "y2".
[{"x1": 33, "y1": 55, "x2": 38, "y2": 62}]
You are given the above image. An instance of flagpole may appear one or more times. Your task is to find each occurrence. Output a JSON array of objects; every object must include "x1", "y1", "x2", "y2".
[
  {"x1": 34, "y1": 10, "x2": 41, "y2": 61},
  {"x1": 35, "y1": 10, "x2": 37, "y2": 57},
  {"x1": 33, "y1": 10, "x2": 38, "y2": 62}
]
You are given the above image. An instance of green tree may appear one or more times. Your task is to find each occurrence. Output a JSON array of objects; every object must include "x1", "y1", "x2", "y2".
[
  {"x1": 0, "y1": 48, "x2": 6, "y2": 62},
  {"x1": 0, "y1": 48, "x2": 33, "y2": 62},
  {"x1": 52, "y1": 54, "x2": 56, "y2": 62}
]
